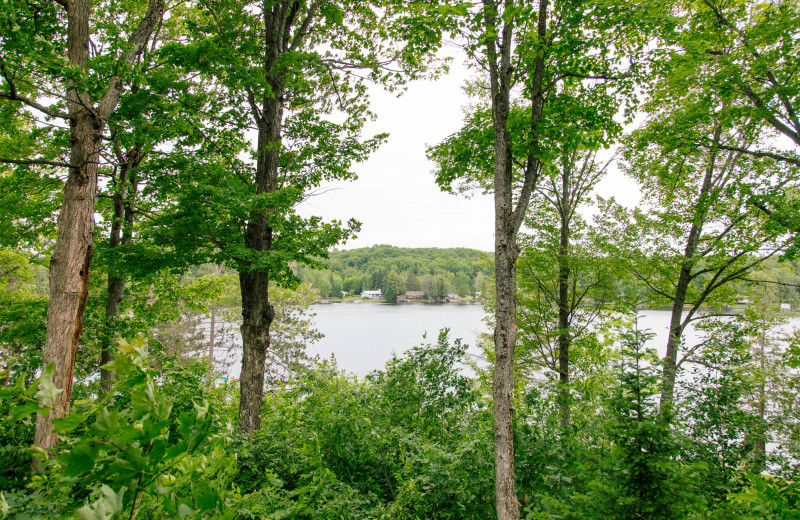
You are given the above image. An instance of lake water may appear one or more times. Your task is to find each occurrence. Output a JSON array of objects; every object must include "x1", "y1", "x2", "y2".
[
  {"x1": 223, "y1": 303, "x2": 717, "y2": 377},
  {"x1": 306, "y1": 301, "x2": 490, "y2": 374}
]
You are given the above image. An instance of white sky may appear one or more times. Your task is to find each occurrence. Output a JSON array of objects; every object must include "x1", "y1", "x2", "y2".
[{"x1": 296, "y1": 53, "x2": 642, "y2": 253}]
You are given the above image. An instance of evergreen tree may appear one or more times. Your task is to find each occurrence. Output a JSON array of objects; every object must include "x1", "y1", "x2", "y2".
[
  {"x1": 586, "y1": 330, "x2": 704, "y2": 519},
  {"x1": 383, "y1": 270, "x2": 406, "y2": 303}
]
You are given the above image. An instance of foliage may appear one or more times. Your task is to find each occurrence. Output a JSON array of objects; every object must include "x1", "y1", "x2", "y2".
[
  {"x1": 0, "y1": 2, "x2": 798, "y2": 519},
  {"x1": 235, "y1": 331, "x2": 494, "y2": 519},
  {"x1": 728, "y1": 473, "x2": 800, "y2": 520},
  {"x1": 679, "y1": 317, "x2": 756, "y2": 504},
  {"x1": 583, "y1": 331, "x2": 706, "y2": 519},
  {"x1": 296, "y1": 245, "x2": 493, "y2": 299},
  {"x1": 265, "y1": 283, "x2": 323, "y2": 383},
  {"x1": 382, "y1": 270, "x2": 407, "y2": 303},
  {"x1": 0, "y1": 338, "x2": 237, "y2": 519}
]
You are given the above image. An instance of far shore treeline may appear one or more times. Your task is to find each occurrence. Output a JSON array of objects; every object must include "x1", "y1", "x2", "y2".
[
  {"x1": 294, "y1": 245, "x2": 494, "y2": 301},
  {"x1": 297, "y1": 245, "x2": 800, "y2": 309}
]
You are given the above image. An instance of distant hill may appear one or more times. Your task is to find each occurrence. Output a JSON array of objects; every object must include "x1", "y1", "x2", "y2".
[{"x1": 295, "y1": 245, "x2": 493, "y2": 300}]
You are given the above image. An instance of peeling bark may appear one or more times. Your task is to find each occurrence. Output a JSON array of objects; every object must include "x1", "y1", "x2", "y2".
[{"x1": 34, "y1": 0, "x2": 164, "y2": 453}]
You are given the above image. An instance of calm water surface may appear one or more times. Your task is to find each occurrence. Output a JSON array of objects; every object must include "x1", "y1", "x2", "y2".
[
  {"x1": 304, "y1": 304, "x2": 697, "y2": 375},
  {"x1": 307, "y1": 302, "x2": 489, "y2": 374},
  {"x1": 224, "y1": 304, "x2": 797, "y2": 377}
]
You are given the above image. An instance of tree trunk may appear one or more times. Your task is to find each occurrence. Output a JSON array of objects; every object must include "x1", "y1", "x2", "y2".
[
  {"x1": 238, "y1": 6, "x2": 284, "y2": 431},
  {"x1": 660, "y1": 136, "x2": 719, "y2": 412},
  {"x1": 481, "y1": 0, "x2": 548, "y2": 516},
  {"x1": 100, "y1": 160, "x2": 138, "y2": 399},
  {"x1": 486, "y1": 6, "x2": 519, "y2": 516},
  {"x1": 238, "y1": 128, "x2": 278, "y2": 432},
  {"x1": 34, "y1": 0, "x2": 99, "y2": 451},
  {"x1": 660, "y1": 264, "x2": 690, "y2": 411},
  {"x1": 494, "y1": 238, "x2": 520, "y2": 520},
  {"x1": 34, "y1": 0, "x2": 163, "y2": 452},
  {"x1": 34, "y1": 115, "x2": 98, "y2": 451},
  {"x1": 557, "y1": 166, "x2": 571, "y2": 430},
  {"x1": 239, "y1": 267, "x2": 274, "y2": 432}
]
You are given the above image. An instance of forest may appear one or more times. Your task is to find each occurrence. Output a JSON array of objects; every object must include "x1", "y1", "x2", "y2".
[
  {"x1": 0, "y1": 0, "x2": 799, "y2": 519},
  {"x1": 295, "y1": 245, "x2": 494, "y2": 301}
]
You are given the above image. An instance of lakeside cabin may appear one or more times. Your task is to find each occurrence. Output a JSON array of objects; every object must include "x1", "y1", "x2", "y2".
[
  {"x1": 406, "y1": 291, "x2": 425, "y2": 299},
  {"x1": 361, "y1": 289, "x2": 383, "y2": 299}
]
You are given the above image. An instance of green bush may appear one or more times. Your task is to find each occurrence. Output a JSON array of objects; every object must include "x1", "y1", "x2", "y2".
[{"x1": 0, "y1": 339, "x2": 239, "y2": 519}]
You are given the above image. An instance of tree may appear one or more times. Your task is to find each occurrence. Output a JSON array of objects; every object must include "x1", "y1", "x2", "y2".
[
  {"x1": 0, "y1": 0, "x2": 166, "y2": 451},
  {"x1": 650, "y1": 0, "x2": 800, "y2": 167},
  {"x1": 155, "y1": 0, "x2": 439, "y2": 433},
  {"x1": 406, "y1": 271, "x2": 421, "y2": 292},
  {"x1": 645, "y1": 0, "x2": 800, "y2": 247},
  {"x1": 383, "y1": 270, "x2": 406, "y2": 303},
  {"x1": 620, "y1": 103, "x2": 790, "y2": 411},
  {"x1": 430, "y1": 275, "x2": 448, "y2": 301},
  {"x1": 517, "y1": 150, "x2": 615, "y2": 429},
  {"x1": 94, "y1": 6, "x2": 211, "y2": 396},
  {"x1": 585, "y1": 330, "x2": 704, "y2": 520},
  {"x1": 474, "y1": 271, "x2": 489, "y2": 297},
  {"x1": 453, "y1": 271, "x2": 472, "y2": 297},
  {"x1": 428, "y1": 1, "x2": 645, "y2": 512}
]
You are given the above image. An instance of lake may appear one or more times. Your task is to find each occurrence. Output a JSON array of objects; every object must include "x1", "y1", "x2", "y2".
[
  {"x1": 306, "y1": 301, "x2": 490, "y2": 374},
  {"x1": 223, "y1": 303, "x2": 726, "y2": 377},
  {"x1": 304, "y1": 304, "x2": 717, "y2": 375}
]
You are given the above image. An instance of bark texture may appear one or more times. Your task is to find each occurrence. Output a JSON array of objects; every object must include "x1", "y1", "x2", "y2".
[
  {"x1": 237, "y1": 2, "x2": 286, "y2": 433},
  {"x1": 237, "y1": 105, "x2": 279, "y2": 432},
  {"x1": 34, "y1": 0, "x2": 164, "y2": 452},
  {"x1": 235, "y1": 0, "x2": 323, "y2": 432},
  {"x1": 481, "y1": 0, "x2": 548, "y2": 517}
]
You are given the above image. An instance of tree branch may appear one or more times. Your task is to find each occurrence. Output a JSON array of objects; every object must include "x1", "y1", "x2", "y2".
[
  {"x1": 0, "y1": 92, "x2": 72, "y2": 121},
  {"x1": 0, "y1": 157, "x2": 73, "y2": 168},
  {"x1": 96, "y1": 0, "x2": 166, "y2": 120},
  {"x1": 713, "y1": 143, "x2": 800, "y2": 166},
  {"x1": 289, "y1": 0, "x2": 323, "y2": 52}
]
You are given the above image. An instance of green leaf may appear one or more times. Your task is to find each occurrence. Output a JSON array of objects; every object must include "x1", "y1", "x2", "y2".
[
  {"x1": 178, "y1": 503, "x2": 194, "y2": 518},
  {"x1": 34, "y1": 362, "x2": 62, "y2": 407},
  {"x1": 89, "y1": 407, "x2": 120, "y2": 437},
  {"x1": 57, "y1": 444, "x2": 99, "y2": 476},
  {"x1": 76, "y1": 485, "x2": 125, "y2": 520},
  {"x1": 194, "y1": 483, "x2": 220, "y2": 512},
  {"x1": 10, "y1": 401, "x2": 44, "y2": 422},
  {"x1": 52, "y1": 411, "x2": 88, "y2": 433}
]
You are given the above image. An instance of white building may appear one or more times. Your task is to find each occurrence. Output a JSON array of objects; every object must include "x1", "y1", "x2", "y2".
[{"x1": 361, "y1": 289, "x2": 383, "y2": 299}]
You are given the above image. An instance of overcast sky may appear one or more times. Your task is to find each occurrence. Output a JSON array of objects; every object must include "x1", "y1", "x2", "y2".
[{"x1": 296, "y1": 53, "x2": 641, "y2": 253}]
